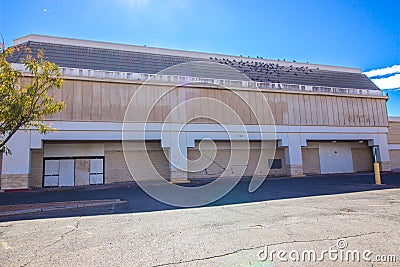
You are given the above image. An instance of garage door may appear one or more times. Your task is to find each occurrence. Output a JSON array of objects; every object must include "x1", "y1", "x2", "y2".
[
  {"x1": 319, "y1": 143, "x2": 353, "y2": 174},
  {"x1": 187, "y1": 141, "x2": 278, "y2": 179}
]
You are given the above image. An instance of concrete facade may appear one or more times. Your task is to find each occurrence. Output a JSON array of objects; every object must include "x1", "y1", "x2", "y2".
[{"x1": 0, "y1": 35, "x2": 394, "y2": 189}]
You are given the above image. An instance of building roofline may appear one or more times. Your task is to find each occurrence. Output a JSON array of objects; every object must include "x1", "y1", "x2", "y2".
[
  {"x1": 389, "y1": 116, "x2": 400, "y2": 122},
  {"x1": 13, "y1": 34, "x2": 362, "y2": 73}
]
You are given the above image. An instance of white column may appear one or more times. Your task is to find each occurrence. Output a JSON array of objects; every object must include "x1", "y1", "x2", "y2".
[
  {"x1": 375, "y1": 133, "x2": 391, "y2": 172},
  {"x1": 284, "y1": 133, "x2": 304, "y2": 177},
  {"x1": 169, "y1": 131, "x2": 189, "y2": 182},
  {"x1": 1, "y1": 131, "x2": 31, "y2": 189}
]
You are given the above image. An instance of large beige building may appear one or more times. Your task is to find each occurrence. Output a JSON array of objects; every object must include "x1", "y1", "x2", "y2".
[{"x1": 0, "y1": 35, "x2": 396, "y2": 189}]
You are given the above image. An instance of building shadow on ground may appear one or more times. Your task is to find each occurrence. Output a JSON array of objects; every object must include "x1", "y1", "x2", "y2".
[{"x1": 0, "y1": 173, "x2": 399, "y2": 222}]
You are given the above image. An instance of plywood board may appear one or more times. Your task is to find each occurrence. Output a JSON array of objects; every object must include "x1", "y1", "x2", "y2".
[{"x1": 75, "y1": 159, "x2": 90, "y2": 186}]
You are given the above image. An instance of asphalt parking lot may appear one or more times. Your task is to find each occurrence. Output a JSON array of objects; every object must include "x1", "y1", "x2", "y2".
[
  {"x1": 0, "y1": 172, "x2": 399, "y2": 222},
  {"x1": 0, "y1": 173, "x2": 399, "y2": 266}
]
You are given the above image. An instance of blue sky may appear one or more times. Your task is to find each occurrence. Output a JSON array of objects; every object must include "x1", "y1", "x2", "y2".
[{"x1": 1, "y1": 0, "x2": 399, "y2": 114}]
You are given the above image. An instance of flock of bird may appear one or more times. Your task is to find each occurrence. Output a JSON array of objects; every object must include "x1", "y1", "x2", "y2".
[{"x1": 209, "y1": 56, "x2": 322, "y2": 83}]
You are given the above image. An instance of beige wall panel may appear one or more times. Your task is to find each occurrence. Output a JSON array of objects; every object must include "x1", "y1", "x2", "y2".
[
  {"x1": 380, "y1": 100, "x2": 389, "y2": 126},
  {"x1": 388, "y1": 122, "x2": 400, "y2": 144},
  {"x1": 320, "y1": 96, "x2": 329, "y2": 125},
  {"x1": 351, "y1": 147, "x2": 373, "y2": 172},
  {"x1": 47, "y1": 79, "x2": 387, "y2": 127},
  {"x1": 147, "y1": 84, "x2": 156, "y2": 122},
  {"x1": 376, "y1": 100, "x2": 383, "y2": 126},
  {"x1": 91, "y1": 82, "x2": 103, "y2": 121},
  {"x1": 286, "y1": 94, "x2": 294, "y2": 125},
  {"x1": 302, "y1": 148, "x2": 321, "y2": 175},
  {"x1": 356, "y1": 98, "x2": 364, "y2": 126},
  {"x1": 280, "y1": 93, "x2": 289, "y2": 124},
  {"x1": 159, "y1": 87, "x2": 170, "y2": 122},
  {"x1": 213, "y1": 89, "x2": 223, "y2": 123},
  {"x1": 47, "y1": 83, "x2": 63, "y2": 120},
  {"x1": 248, "y1": 90, "x2": 257, "y2": 124},
  {"x1": 309, "y1": 95, "x2": 317, "y2": 125},
  {"x1": 315, "y1": 96, "x2": 324, "y2": 125},
  {"x1": 337, "y1": 96, "x2": 345, "y2": 126},
  {"x1": 375, "y1": 99, "x2": 385, "y2": 126},
  {"x1": 293, "y1": 94, "x2": 301, "y2": 125},
  {"x1": 333, "y1": 96, "x2": 341, "y2": 126},
  {"x1": 240, "y1": 90, "x2": 252, "y2": 124},
  {"x1": 303, "y1": 94, "x2": 312, "y2": 125},
  {"x1": 389, "y1": 150, "x2": 400, "y2": 170},
  {"x1": 75, "y1": 159, "x2": 90, "y2": 186},
  {"x1": 342, "y1": 97, "x2": 349, "y2": 126},
  {"x1": 262, "y1": 92, "x2": 274, "y2": 125},
  {"x1": 249, "y1": 90, "x2": 258, "y2": 125},
  {"x1": 101, "y1": 83, "x2": 111, "y2": 121},
  {"x1": 29, "y1": 150, "x2": 44, "y2": 188},
  {"x1": 199, "y1": 89, "x2": 209, "y2": 123},
  {"x1": 61, "y1": 80, "x2": 74, "y2": 120},
  {"x1": 325, "y1": 96, "x2": 334, "y2": 126},
  {"x1": 242, "y1": 91, "x2": 252, "y2": 124},
  {"x1": 267, "y1": 93, "x2": 277, "y2": 125},
  {"x1": 271, "y1": 93, "x2": 279, "y2": 124},
  {"x1": 183, "y1": 87, "x2": 193, "y2": 122},
  {"x1": 358, "y1": 97, "x2": 366, "y2": 126},
  {"x1": 363, "y1": 98, "x2": 370, "y2": 125},
  {"x1": 152, "y1": 85, "x2": 163, "y2": 122},
  {"x1": 72, "y1": 80, "x2": 83, "y2": 120},
  {"x1": 366, "y1": 98, "x2": 374, "y2": 126},
  {"x1": 221, "y1": 89, "x2": 232, "y2": 124},
  {"x1": 349, "y1": 97, "x2": 359, "y2": 125},
  {"x1": 370, "y1": 98, "x2": 379, "y2": 126},
  {"x1": 206, "y1": 88, "x2": 216, "y2": 122},
  {"x1": 298, "y1": 94, "x2": 306, "y2": 125},
  {"x1": 83, "y1": 81, "x2": 93, "y2": 120},
  {"x1": 177, "y1": 88, "x2": 187, "y2": 123},
  {"x1": 368, "y1": 99, "x2": 376, "y2": 126},
  {"x1": 355, "y1": 98, "x2": 363, "y2": 125},
  {"x1": 347, "y1": 98, "x2": 355, "y2": 126},
  {"x1": 377, "y1": 99, "x2": 385, "y2": 126}
]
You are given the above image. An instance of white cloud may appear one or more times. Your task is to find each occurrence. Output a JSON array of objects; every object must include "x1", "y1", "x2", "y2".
[
  {"x1": 363, "y1": 65, "x2": 400, "y2": 78},
  {"x1": 371, "y1": 73, "x2": 400, "y2": 90}
]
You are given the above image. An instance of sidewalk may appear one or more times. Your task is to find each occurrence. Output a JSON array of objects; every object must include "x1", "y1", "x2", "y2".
[{"x1": 0, "y1": 199, "x2": 126, "y2": 217}]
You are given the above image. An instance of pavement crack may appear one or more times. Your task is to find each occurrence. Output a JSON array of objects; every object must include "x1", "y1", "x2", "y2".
[
  {"x1": 21, "y1": 218, "x2": 81, "y2": 267},
  {"x1": 43, "y1": 219, "x2": 81, "y2": 249},
  {"x1": 154, "y1": 231, "x2": 383, "y2": 266}
]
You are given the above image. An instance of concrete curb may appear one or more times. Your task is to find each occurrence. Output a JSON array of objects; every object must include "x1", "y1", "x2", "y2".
[{"x1": 0, "y1": 199, "x2": 127, "y2": 217}]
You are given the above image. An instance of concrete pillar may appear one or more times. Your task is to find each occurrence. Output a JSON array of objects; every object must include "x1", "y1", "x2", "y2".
[
  {"x1": 164, "y1": 130, "x2": 189, "y2": 183},
  {"x1": 169, "y1": 144, "x2": 189, "y2": 183},
  {"x1": 376, "y1": 134, "x2": 391, "y2": 172},
  {"x1": 284, "y1": 133, "x2": 304, "y2": 177},
  {"x1": 1, "y1": 131, "x2": 31, "y2": 189}
]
